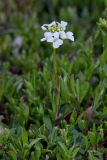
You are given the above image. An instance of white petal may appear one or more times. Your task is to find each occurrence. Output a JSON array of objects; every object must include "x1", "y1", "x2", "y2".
[
  {"x1": 61, "y1": 21, "x2": 68, "y2": 28},
  {"x1": 53, "y1": 32, "x2": 59, "y2": 40},
  {"x1": 41, "y1": 26, "x2": 47, "y2": 30},
  {"x1": 41, "y1": 24, "x2": 48, "y2": 30},
  {"x1": 66, "y1": 32, "x2": 74, "y2": 41},
  {"x1": 44, "y1": 32, "x2": 53, "y2": 37},
  {"x1": 66, "y1": 31, "x2": 73, "y2": 36},
  {"x1": 60, "y1": 31, "x2": 67, "y2": 39},
  {"x1": 49, "y1": 21, "x2": 56, "y2": 27},
  {"x1": 56, "y1": 22, "x2": 60, "y2": 26},
  {"x1": 53, "y1": 39, "x2": 63, "y2": 48},
  {"x1": 44, "y1": 32, "x2": 54, "y2": 42},
  {"x1": 53, "y1": 42, "x2": 60, "y2": 48},
  {"x1": 40, "y1": 38, "x2": 46, "y2": 42},
  {"x1": 47, "y1": 37, "x2": 54, "y2": 42},
  {"x1": 57, "y1": 39, "x2": 63, "y2": 45},
  {"x1": 44, "y1": 32, "x2": 53, "y2": 39}
]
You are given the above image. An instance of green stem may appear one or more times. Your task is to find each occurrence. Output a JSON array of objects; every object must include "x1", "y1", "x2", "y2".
[
  {"x1": 53, "y1": 48, "x2": 57, "y2": 84},
  {"x1": 52, "y1": 48, "x2": 60, "y2": 118}
]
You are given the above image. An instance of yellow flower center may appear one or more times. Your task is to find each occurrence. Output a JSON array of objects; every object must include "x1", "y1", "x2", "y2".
[
  {"x1": 98, "y1": 18, "x2": 107, "y2": 28},
  {"x1": 48, "y1": 24, "x2": 63, "y2": 32}
]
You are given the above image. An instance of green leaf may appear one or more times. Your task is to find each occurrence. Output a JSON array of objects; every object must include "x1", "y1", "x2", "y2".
[
  {"x1": 29, "y1": 138, "x2": 42, "y2": 149},
  {"x1": 43, "y1": 116, "x2": 52, "y2": 131},
  {"x1": 8, "y1": 151, "x2": 17, "y2": 160},
  {"x1": 88, "y1": 131, "x2": 96, "y2": 145},
  {"x1": 31, "y1": 147, "x2": 41, "y2": 160},
  {"x1": 69, "y1": 146, "x2": 80, "y2": 158},
  {"x1": 70, "y1": 110, "x2": 77, "y2": 125},
  {"x1": 25, "y1": 80, "x2": 34, "y2": 92},
  {"x1": 21, "y1": 129, "x2": 28, "y2": 145},
  {"x1": 78, "y1": 119, "x2": 88, "y2": 131},
  {"x1": 58, "y1": 142, "x2": 68, "y2": 159}
]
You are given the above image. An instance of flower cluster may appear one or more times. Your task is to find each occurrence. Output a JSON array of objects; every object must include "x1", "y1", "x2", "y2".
[{"x1": 41, "y1": 21, "x2": 74, "y2": 48}]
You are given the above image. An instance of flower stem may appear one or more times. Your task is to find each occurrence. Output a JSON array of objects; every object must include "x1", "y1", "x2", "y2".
[
  {"x1": 52, "y1": 48, "x2": 60, "y2": 118},
  {"x1": 53, "y1": 48, "x2": 57, "y2": 84}
]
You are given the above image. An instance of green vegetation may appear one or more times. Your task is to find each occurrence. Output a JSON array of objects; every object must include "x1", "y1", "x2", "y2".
[{"x1": 0, "y1": 0, "x2": 107, "y2": 159}]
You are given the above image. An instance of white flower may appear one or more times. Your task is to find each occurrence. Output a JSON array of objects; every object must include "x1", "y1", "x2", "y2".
[{"x1": 41, "y1": 21, "x2": 74, "y2": 48}]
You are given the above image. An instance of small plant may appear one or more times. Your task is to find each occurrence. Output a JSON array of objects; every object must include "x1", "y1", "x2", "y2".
[
  {"x1": 0, "y1": 1, "x2": 107, "y2": 159},
  {"x1": 41, "y1": 21, "x2": 74, "y2": 118}
]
